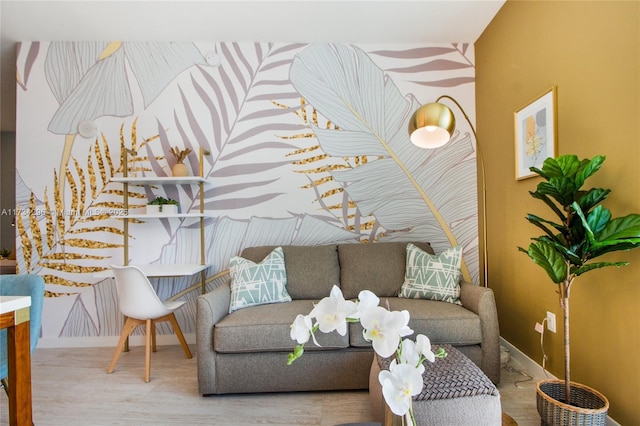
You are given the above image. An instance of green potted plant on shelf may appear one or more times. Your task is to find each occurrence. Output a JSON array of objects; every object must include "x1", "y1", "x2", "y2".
[
  {"x1": 146, "y1": 196, "x2": 179, "y2": 215},
  {"x1": 519, "y1": 154, "x2": 640, "y2": 425}
]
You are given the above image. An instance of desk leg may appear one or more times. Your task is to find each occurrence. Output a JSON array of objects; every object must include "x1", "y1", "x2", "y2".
[{"x1": 7, "y1": 319, "x2": 33, "y2": 426}]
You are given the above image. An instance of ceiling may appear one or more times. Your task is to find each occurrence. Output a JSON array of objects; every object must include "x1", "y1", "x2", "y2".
[{"x1": 0, "y1": 0, "x2": 505, "y2": 131}]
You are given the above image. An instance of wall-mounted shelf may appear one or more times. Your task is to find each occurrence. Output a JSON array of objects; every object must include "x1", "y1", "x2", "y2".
[
  {"x1": 122, "y1": 212, "x2": 212, "y2": 219},
  {"x1": 110, "y1": 147, "x2": 211, "y2": 295},
  {"x1": 112, "y1": 176, "x2": 208, "y2": 185}
]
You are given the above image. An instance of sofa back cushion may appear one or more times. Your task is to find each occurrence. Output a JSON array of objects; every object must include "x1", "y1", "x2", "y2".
[
  {"x1": 338, "y1": 241, "x2": 434, "y2": 299},
  {"x1": 240, "y1": 244, "x2": 339, "y2": 300}
]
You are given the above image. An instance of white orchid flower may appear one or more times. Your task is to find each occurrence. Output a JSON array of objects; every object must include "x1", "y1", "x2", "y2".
[
  {"x1": 360, "y1": 306, "x2": 413, "y2": 358},
  {"x1": 309, "y1": 285, "x2": 357, "y2": 336},
  {"x1": 415, "y1": 334, "x2": 436, "y2": 363},
  {"x1": 290, "y1": 314, "x2": 313, "y2": 344},
  {"x1": 398, "y1": 338, "x2": 421, "y2": 367},
  {"x1": 351, "y1": 290, "x2": 379, "y2": 319},
  {"x1": 378, "y1": 359, "x2": 425, "y2": 416}
]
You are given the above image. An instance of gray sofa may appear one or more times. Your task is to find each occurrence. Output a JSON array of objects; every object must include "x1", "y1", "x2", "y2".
[{"x1": 196, "y1": 242, "x2": 500, "y2": 396}]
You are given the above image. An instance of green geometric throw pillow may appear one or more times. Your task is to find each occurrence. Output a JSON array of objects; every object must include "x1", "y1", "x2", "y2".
[
  {"x1": 228, "y1": 246, "x2": 292, "y2": 313},
  {"x1": 399, "y1": 243, "x2": 463, "y2": 305}
]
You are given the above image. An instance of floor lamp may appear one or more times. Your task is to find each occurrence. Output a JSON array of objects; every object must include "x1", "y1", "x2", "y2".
[{"x1": 408, "y1": 95, "x2": 488, "y2": 288}]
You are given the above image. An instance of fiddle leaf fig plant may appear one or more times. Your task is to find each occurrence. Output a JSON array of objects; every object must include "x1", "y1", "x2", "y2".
[{"x1": 519, "y1": 154, "x2": 640, "y2": 402}]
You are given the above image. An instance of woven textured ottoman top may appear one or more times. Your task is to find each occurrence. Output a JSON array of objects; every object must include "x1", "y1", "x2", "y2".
[{"x1": 377, "y1": 344, "x2": 498, "y2": 401}]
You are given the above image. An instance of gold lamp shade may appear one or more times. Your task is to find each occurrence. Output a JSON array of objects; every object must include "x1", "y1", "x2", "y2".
[{"x1": 408, "y1": 102, "x2": 456, "y2": 148}]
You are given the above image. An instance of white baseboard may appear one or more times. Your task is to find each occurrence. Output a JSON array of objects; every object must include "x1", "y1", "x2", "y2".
[
  {"x1": 500, "y1": 337, "x2": 621, "y2": 426},
  {"x1": 500, "y1": 336, "x2": 555, "y2": 381},
  {"x1": 37, "y1": 333, "x2": 196, "y2": 348}
]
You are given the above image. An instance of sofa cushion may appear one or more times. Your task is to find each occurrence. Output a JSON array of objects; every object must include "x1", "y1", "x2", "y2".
[
  {"x1": 228, "y1": 246, "x2": 292, "y2": 313},
  {"x1": 241, "y1": 244, "x2": 339, "y2": 300},
  {"x1": 338, "y1": 241, "x2": 434, "y2": 299},
  {"x1": 399, "y1": 244, "x2": 463, "y2": 305},
  {"x1": 349, "y1": 298, "x2": 481, "y2": 347},
  {"x1": 214, "y1": 300, "x2": 349, "y2": 353}
]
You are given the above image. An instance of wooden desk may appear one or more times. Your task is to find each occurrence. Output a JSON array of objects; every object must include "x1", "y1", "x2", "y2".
[
  {"x1": 94, "y1": 263, "x2": 211, "y2": 279},
  {"x1": 0, "y1": 296, "x2": 33, "y2": 426},
  {"x1": 95, "y1": 263, "x2": 212, "y2": 299},
  {"x1": 95, "y1": 264, "x2": 211, "y2": 351}
]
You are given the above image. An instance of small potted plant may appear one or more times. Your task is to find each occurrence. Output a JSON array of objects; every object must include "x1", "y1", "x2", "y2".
[
  {"x1": 170, "y1": 146, "x2": 192, "y2": 177},
  {"x1": 520, "y1": 154, "x2": 640, "y2": 425},
  {"x1": 0, "y1": 248, "x2": 11, "y2": 259},
  {"x1": 146, "y1": 196, "x2": 179, "y2": 215}
]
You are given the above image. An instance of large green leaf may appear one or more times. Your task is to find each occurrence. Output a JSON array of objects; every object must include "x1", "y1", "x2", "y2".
[
  {"x1": 535, "y1": 156, "x2": 566, "y2": 179},
  {"x1": 576, "y1": 187, "x2": 610, "y2": 213},
  {"x1": 529, "y1": 191, "x2": 566, "y2": 222},
  {"x1": 553, "y1": 243, "x2": 582, "y2": 265},
  {"x1": 527, "y1": 240, "x2": 567, "y2": 284},
  {"x1": 537, "y1": 178, "x2": 578, "y2": 206},
  {"x1": 597, "y1": 214, "x2": 640, "y2": 241},
  {"x1": 572, "y1": 201, "x2": 597, "y2": 245},
  {"x1": 573, "y1": 203, "x2": 640, "y2": 258},
  {"x1": 589, "y1": 241, "x2": 640, "y2": 258},
  {"x1": 575, "y1": 155, "x2": 605, "y2": 188},
  {"x1": 574, "y1": 261, "x2": 629, "y2": 277},
  {"x1": 526, "y1": 214, "x2": 564, "y2": 240},
  {"x1": 554, "y1": 155, "x2": 582, "y2": 178},
  {"x1": 586, "y1": 205, "x2": 611, "y2": 236},
  {"x1": 533, "y1": 235, "x2": 583, "y2": 265},
  {"x1": 528, "y1": 165, "x2": 547, "y2": 180}
]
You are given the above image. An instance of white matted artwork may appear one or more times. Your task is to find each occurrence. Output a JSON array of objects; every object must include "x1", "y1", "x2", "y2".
[{"x1": 514, "y1": 86, "x2": 557, "y2": 180}]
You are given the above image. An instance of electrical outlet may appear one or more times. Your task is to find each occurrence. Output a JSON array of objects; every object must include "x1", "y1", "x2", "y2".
[{"x1": 546, "y1": 311, "x2": 556, "y2": 333}]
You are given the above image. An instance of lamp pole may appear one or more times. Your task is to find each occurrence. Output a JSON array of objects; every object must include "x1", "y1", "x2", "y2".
[{"x1": 409, "y1": 95, "x2": 489, "y2": 287}]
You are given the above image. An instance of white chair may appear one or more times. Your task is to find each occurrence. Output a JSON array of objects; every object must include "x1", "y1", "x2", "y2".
[{"x1": 107, "y1": 265, "x2": 192, "y2": 382}]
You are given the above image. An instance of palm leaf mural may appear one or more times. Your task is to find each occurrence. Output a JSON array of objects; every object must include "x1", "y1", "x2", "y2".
[
  {"x1": 150, "y1": 42, "x2": 478, "y2": 284},
  {"x1": 289, "y1": 43, "x2": 478, "y2": 282},
  {"x1": 145, "y1": 43, "x2": 314, "y2": 220},
  {"x1": 17, "y1": 41, "x2": 480, "y2": 340},
  {"x1": 15, "y1": 122, "x2": 167, "y2": 295},
  {"x1": 43, "y1": 41, "x2": 208, "y2": 206},
  {"x1": 279, "y1": 98, "x2": 385, "y2": 241}
]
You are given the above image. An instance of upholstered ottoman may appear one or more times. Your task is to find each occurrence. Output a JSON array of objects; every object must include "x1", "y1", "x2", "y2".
[{"x1": 369, "y1": 344, "x2": 501, "y2": 425}]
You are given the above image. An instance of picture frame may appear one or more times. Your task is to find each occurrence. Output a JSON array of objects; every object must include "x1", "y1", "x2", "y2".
[{"x1": 514, "y1": 86, "x2": 558, "y2": 180}]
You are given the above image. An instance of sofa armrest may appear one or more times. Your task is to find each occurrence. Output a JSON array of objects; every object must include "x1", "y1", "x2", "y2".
[
  {"x1": 196, "y1": 280, "x2": 231, "y2": 395},
  {"x1": 459, "y1": 282, "x2": 500, "y2": 384}
]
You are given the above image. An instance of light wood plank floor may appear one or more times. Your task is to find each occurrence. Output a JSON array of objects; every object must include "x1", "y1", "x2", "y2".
[{"x1": 1, "y1": 344, "x2": 540, "y2": 425}]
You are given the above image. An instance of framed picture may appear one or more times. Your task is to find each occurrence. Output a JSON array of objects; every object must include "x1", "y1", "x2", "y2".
[{"x1": 514, "y1": 86, "x2": 558, "y2": 180}]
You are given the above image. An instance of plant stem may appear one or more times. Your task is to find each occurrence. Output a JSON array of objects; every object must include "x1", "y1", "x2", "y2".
[
  {"x1": 563, "y1": 293, "x2": 570, "y2": 402},
  {"x1": 560, "y1": 273, "x2": 572, "y2": 404}
]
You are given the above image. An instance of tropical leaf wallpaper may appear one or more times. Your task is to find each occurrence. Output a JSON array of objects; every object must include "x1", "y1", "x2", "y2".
[{"x1": 15, "y1": 41, "x2": 479, "y2": 345}]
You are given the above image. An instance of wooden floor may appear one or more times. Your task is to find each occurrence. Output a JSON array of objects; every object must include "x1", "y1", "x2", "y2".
[{"x1": 1, "y1": 344, "x2": 540, "y2": 425}]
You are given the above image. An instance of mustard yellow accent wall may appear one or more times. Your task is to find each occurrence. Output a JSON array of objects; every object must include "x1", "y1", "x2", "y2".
[{"x1": 476, "y1": 1, "x2": 639, "y2": 423}]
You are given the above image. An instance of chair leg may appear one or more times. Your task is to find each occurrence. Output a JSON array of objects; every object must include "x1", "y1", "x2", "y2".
[
  {"x1": 107, "y1": 317, "x2": 143, "y2": 374},
  {"x1": 167, "y1": 313, "x2": 192, "y2": 359},
  {"x1": 144, "y1": 319, "x2": 152, "y2": 383},
  {"x1": 151, "y1": 319, "x2": 157, "y2": 353}
]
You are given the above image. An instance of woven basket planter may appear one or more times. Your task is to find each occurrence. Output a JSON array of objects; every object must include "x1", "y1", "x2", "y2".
[{"x1": 536, "y1": 379, "x2": 609, "y2": 426}]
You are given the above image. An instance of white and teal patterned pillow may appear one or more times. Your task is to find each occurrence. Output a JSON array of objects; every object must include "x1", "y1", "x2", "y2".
[
  {"x1": 399, "y1": 243, "x2": 463, "y2": 305},
  {"x1": 228, "y1": 246, "x2": 292, "y2": 313}
]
